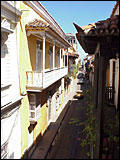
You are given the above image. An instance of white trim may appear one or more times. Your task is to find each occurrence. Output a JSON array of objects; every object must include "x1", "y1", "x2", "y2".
[
  {"x1": 46, "y1": 33, "x2": 54, "y2": 40},
  {"x1": 23, "y1": 1, "x2": 70, "y2": 47},
  {"x1": 1, "y1": 1, "x2": 22, "y2": 16},
  {"x1": 55, "y1": 39, "x2": 61, "y2": 46},
  {"x1": 53, "y1": 42, "x2": 55, "y2": 69},
  {"x1": 27, "y1": 30, "x2": 46, "y2": 37},
  {"x1": 1, "y1": 96, "x2": 22, "y2": 112},
  {"x1": 1, "y1": 27, "x2": 13, "y2": 34},
  {"x1": 24, "y1": 1, "x2": 65, "y2": 37},
  {"x1": 42, "y1": 35, "x2": 46, "y2": 88}
]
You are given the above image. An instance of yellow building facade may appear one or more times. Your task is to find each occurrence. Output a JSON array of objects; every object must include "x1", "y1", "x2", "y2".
[{"x1": 19, "y1": 1, "x2": 70, "y2": 157}]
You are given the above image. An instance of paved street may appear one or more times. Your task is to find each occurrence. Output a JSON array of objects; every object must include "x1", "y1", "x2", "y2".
[{"x1": 46, "y1": 79, "x2": 90, "y2": 159}]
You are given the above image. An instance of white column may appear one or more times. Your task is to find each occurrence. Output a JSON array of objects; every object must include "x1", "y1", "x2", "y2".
[
  {"x1": 109, "y1": 59, "x2": 113, "y2": 86},
  {"x1": 63, "y1": 48, "x2": 65, "y2": 67},
  {"x1": 115, "y1": 58, "x2": 119, "y2": 108},
  {"x1": 67, "y1": 50, "x2": 68, "y2": 69},
  {"x1": 53, "y1": 41, "x2": 55, "y2": 69},
  {"x1": 42, "y1": 34, "x2": 46, "y2": 87},
  {"x1": 60, "y1": 47, "x2": 61, "y2": 68}
]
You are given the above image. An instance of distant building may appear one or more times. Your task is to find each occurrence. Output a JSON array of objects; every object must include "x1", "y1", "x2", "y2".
[
  {"x1": 65, "y1": 33, "x2": 79, "y2": 78},
  {"x1": 65, "y1": 33, "x2": 78, "y2": 52}
]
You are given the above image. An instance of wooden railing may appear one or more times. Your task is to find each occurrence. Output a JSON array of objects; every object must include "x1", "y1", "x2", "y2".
[
  {"x1": 44, "y1": 67, "x2": 68, "y2": 88},
  {"x1": 26, "y1": 67, "x2": 68, "y2": 90},
  {"x1": 26, "y1": 71, "x2": 43, "y2": 88},
  {"x1": 105, "y1": 86, "x2": 115, "y2": 105}
]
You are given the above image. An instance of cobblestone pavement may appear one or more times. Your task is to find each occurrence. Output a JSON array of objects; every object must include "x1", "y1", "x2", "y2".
[{"x1": 46, "y1": 79, "x2": 90, "y2": 159}]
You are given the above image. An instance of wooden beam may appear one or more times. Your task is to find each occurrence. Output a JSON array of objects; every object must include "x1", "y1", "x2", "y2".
[
  {"x1": 94, "y1": 53, "x2": 99, "y2": 109},
  {"x1": 94, "y1": 55, "x2": 107, "y2": 159}
]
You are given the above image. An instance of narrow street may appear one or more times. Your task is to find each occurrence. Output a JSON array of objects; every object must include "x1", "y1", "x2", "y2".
[
  {"x1": 1, "y1": 2, "x2": 119, "y2": 159},
  {"x1": 46, "y1": 78, "x2": 90, "y2": 159}
]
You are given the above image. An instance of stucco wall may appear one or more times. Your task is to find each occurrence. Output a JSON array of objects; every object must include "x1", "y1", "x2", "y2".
[
  {"x1": 19, "y1": 2, "x2": 47, "y2": 156},
  {"x1": 27, "y1": 35, "x2": 37, "y2": 71}
]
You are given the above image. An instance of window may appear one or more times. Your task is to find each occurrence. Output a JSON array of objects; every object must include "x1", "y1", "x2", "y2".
[
  {"x1": 28, "y1": 93, "x2": 41, "y2": 123},
  {"x1": 36, "y1": 40, "x2": 43, "y2": 71},
  {"x1": 48, "y1": 46, "x2": 53, "y2": 55},
  {"x1": 37, "y1": 40, "x2": 42, "y2": 50},
  {"x1": 49, "y1": 46, "x2": 53, "y2": 69}
]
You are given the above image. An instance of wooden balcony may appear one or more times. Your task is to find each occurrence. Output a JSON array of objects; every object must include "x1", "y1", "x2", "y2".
[
  {"x1": 26, "y1": 67, "x2": 68, "y2": 91},
  {"x1": 26, "y1": 72, "x2": 43, "y2": 91}
]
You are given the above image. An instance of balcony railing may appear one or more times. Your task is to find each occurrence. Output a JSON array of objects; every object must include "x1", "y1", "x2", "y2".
[
  {"x1": 26, "y1": 67, "x2": 68, "y2": 91},
  {"x1": 105, "y1": 86, "x2": 115, "y2": 106},
  {"x1": 26, "y1": 71, "x2": 43, "y2": 89}
]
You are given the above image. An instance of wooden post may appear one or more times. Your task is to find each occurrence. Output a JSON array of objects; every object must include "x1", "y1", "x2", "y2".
[
  {"x1": 94, "y1": 54, "x2": 107, "y2": 159},
  {"x1": 94, "y1": 53, "x2": 99, "y2": 109},
  {"x1": 60, "y1": 47, "x2": 61, "y2": 68},
  {"x1": 42, "y1": 34, "x2": 46, "y2": 88},
  {"x1": 63, "y1": 48, "x2": 65, "y2": 67},
  {"x1": 53, "y1": 41, "x2": 55, "y2": 70},
  {"x1": 67, "y1": 51, "x2": 68, "y2": 69}
]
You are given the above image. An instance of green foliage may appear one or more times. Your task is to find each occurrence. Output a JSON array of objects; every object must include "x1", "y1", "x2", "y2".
[
  {"x1": 88, "y1": 66, "x2": 93, "y2": 72},
  {"x1": 87, "y1": 152, "x2": 90, "y2": 157},
  {"x1": 72, "y1": 69, "x2": 77, "y2": 79},
  {"x1": 77, "y1": 63, "x2": 80, "y2": 72},
  {"x1": 68, "y1": 85, "x2": 96, "y2": 157},
  {"x1": 103, "y1": 105, "x2": 119, "y2": 152},
  {"x1": 70, "y1": 64, "x2": 79, "y2": 79},
  {"x1": 68, "y1": 118, "x2": 79, "y2": 124},
  {"x1": 80, "y1": 86, "x2": 96, "y2": 148}
]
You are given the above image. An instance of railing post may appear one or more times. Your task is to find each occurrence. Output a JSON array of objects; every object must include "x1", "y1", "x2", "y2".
[{"x1": 42, "y1": 34, "x2": 46, "y2": 88}]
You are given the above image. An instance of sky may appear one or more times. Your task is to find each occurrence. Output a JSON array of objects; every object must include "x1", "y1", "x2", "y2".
[{"x1": 41, "y1": 1, "x2": 116, "y2": 61}]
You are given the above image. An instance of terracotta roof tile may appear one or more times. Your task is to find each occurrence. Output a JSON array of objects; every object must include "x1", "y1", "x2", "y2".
[
  {"x1": 74, "y1": 15, "x2": 119, "y2": 36},
  {"x1": 87, "y1": 15, "x2": 119, "y2": 35},
  {"x1": 26, "y1": 19, "x2": 49, "y2": 28}
]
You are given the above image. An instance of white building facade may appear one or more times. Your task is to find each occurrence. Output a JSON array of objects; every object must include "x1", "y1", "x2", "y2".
[
  {"x1": 1, "y1": 1, "x2": 22, "y2": 159},
  {"x1": 109, "y1": 2, "x2": 119, "y2": 109}
]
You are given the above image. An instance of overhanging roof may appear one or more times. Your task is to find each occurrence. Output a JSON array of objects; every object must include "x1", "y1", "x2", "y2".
[
  {"x1": 65, "y1": 52, "x2": 79, "y2": 58},
  {"x1": 73, "y1": 15, "x2": 119, "y2": 55},
  {"x1": 25, "y1": 19, "x2": 71, "y2": 47}
]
